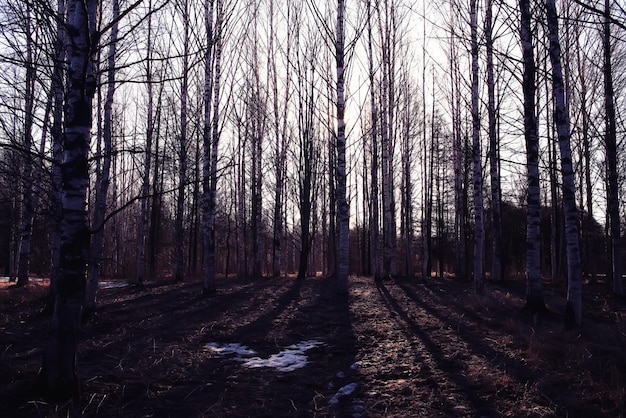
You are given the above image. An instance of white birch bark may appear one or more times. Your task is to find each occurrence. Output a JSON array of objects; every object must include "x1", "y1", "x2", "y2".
[
  {"x1": 486, "y1": 0, "x2": 503, "y2": 282},
  {"x1": 545, "y1": 0, "x2": 583, "y2": 327},
  {"x1": 48, "y1": 0, "x2": 66, "y2": 308},
  {"x1": 367, "y1": 0, "x2": 381, "y2": 279},
  {"x1": 520, "y1": 0, "x2": 545, "y2": 311},
  {"x1": 376, "y1": 0, "x2": 396, "y2": 279},
  {"x1": 470, "y1": 0, "x2": 484, "y2": 292},
  {"x1": 41, "y1": 0, "x2": 98, "y2": 397},
  {"x1": 202, "y1": 0, "x2": 222, "y2": 295},
  {"x1": 335, "y1": 0, "x2": 349, "y2": 293}
]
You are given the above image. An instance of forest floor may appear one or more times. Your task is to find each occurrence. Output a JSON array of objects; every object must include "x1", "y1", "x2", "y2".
[{"x1": 0, "y1": 274, "x2": 625, "y2": 417}]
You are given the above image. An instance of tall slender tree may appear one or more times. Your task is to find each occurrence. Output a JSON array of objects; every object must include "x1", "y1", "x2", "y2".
[
  {"x1": 520, "y1": 0, "x2": 546, "y2": 312},
  {"x1": 175, "y1": 0, "x2": 191, "y2": 283},
  {"x1": 470, "y1": 0, "x2": 484, "y2": 292},
  {"x1": 602, "y1": 0, "x2": 622, "y2": 296},
  {"x1": 136, "y1": 0, "x2": 154, "y2": 286},
  {"x1": 545, "y1": 0, "x2": 583, "y2": 327},
  {"x1": 335, "y1": 0, "x2": 349, "y2": 294},
  {"x1": 202, "y1": 0, "x2": 222, "y2": 295},
  {"x1": 16, "y1": 1, "x2": 36, "y2": 287},
  {"x1": 486, "y1": 0, "x2": 503, "y2": 282},
  {"x1": 366, "y1": 0, "x2": 381, "y2": 279},
  {"x1": 86, "y1": 0, "x2": 120, "y2": 313}
]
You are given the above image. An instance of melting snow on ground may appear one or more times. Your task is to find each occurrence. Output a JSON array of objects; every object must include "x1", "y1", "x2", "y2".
[
  {"x1": 205, "y1": 342, "x2": 258, "y2": 360},
  {"x1": 329, "y1": 382, "x2": 358, "y2": 405},
  {"x1": 206, "y1": 340, "x2": 323, "y2": 372}
]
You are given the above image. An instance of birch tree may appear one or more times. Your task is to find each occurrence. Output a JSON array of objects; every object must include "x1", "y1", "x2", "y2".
[
  {"x1": 136, "y1": 0, "x2": 154, "y2": 286},
  {"x1": 470, "y1": 0, "x2": 484, "y2": 292},
  {"x1": 486, "y1": 0, "x2": 503, "y2": 282},
  {"x1": 520, "y1": 0, "x2": 545, "y2": 312},
  {"x1": 202, "y1": 0, "x2": 222, "y2": 295},
  {"x1": 366, "y1": 0, "x2": 381, "y2": 279},
  {"x1": 48, "y1": 0, "x2": 66, "y2": 306},
  {"x1": 545, "y1": 0, "x2": 582, "y2": 327},
  {"x1": 40, "y1": 0, "x2": 98, "y2": 398},
  {"x1": 270, "y1": 0, "x2": 290, "y2": 278},
  {"x1": 335, "y1": 0, "x2": 349, "y2": 293},
  {"x1": 15, "y1": 1, "x2": 36, "y2": 287},
  {"x1": 85, "y1": 0, "x2": 119, "y2": 314},
  {"x1": 175, "y1": 0, "x2": 191, "y2": 283},
  {"x1": 376, "y1": 0, "x2": 397, "y2": 279},
  {"x1": 603, "y1": 0, "x2": 622, "y2": 295}
]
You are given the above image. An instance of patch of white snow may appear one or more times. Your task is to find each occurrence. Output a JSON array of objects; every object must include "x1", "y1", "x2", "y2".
[
  {"x1": 205, "y1": 340, "x2": 323, "y2": 372},
  {"x1": 205, "y1": 342, "x2": 257, "y2": 358}
]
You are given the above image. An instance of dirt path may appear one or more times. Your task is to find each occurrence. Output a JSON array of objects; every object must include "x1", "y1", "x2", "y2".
[{"x1": 0, "y1": 276, "x2": 624, "y2": 417}]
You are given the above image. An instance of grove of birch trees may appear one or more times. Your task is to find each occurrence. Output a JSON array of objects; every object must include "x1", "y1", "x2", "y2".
[{"x1": 1, "y1": 0, "x2": 626, "y2": 395}]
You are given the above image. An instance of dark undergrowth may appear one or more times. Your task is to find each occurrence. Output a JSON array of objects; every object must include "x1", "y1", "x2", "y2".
[{"x1": 0, "y1": 275, "x2": 624, "y2": 417}]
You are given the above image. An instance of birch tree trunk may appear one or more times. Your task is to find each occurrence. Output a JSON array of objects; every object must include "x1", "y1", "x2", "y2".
[
  {"x1": 16, "y1": 2, "x2": 35, "y2": 287},
  {"x1": 603, "y1": 0, "x2": 623, "y2": 295},
  {"x1": 520, "y1": 0, "x2": 546, "y2": 312},
  {"x1": 202, "y1": 0, "x2": 222, "y2": 295},
  {"x1": 85, "y1": 0, "x2": 119, "y2": 314},
  {"x1": 377, "y1": 0, "x2": 396, "y2": 279},
  {"x1": 40, "y1": 0, "x2": 98, "y2": 398},
  {"x1": 448, "y1": 2, "x2": 466, "y2": 279},
  {"x1": 486, "y1": 0, "x2": 503, "y2": 283},
  {"x1": 545, "y1": 0, "x2": 583, "y2": 327},
  {"x1": 136, "y1": 0, "x2": 154, "y2": 286},
  {"x1": 175, "y1": 0, "x2": 190, "y2": 283},
  {"x1": 335, "y1": 0, "x2": 349, "y2": 294},
  {"x1": 48, "y1": 0, "x2": 66, "y2": 309},
  {"x1": 470, "y1": 0, "x2": 484, "y2": 292},
  {"x1": 367, "y1": 0, "x2": 381, "y2": 279}
]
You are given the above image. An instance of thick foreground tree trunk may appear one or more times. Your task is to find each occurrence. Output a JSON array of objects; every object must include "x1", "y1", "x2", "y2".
[{"x1": 39, "y1": 0, "x2": 98, "y2": 399}]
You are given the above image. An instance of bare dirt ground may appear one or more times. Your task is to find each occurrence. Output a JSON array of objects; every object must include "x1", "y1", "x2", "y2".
[{"x1": 0, "y1": 275, "x2": 625, "y2": 417}]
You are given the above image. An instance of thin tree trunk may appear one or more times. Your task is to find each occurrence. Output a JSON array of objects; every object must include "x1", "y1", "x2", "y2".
[
  {"x1": 603, "y1": 0, "x2": 622, "y2": 295},
  {"x1": 136, "y1": 0, "x2": 153, "y2": 286},
  {"x1": 85, "y1": 0, "x2": 118, "y2": 313},
  {"x1": 270, "y1": 0, "x2": 289, "y2": 278},
  {"x1": 520, "y1": 0, "x2": 546, "y2": 312},
  {"x1": 486, "y1": 0, "x2": 502, "y2": 282},
  {"x1": 202, "y1": 0, "x2": 222, "y2": 295},
  {"x1": 367, "y1": 0, "x2": 381, "y2": 279},
  {"x1": 335, "y1": 0, "x2": 349, "y2": 294},
  {"x1": 175, "y1": 0, "x2": 190, "y2": 283},
  {"x1": 470, "y1": 0, "x2": 484, "y2": 292},
  {"x1": 16, "y1": 2, "x2": 35, "y2": 287},
  {"x1": 377, "y1": 0, "x2": 396, "y2": 279},
  {"x1": 47, "y1": 0, "x2": 66, "y2": 310},
  {"x1": 545, "y1": 0, "x2": 583, "y2": 327}
]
